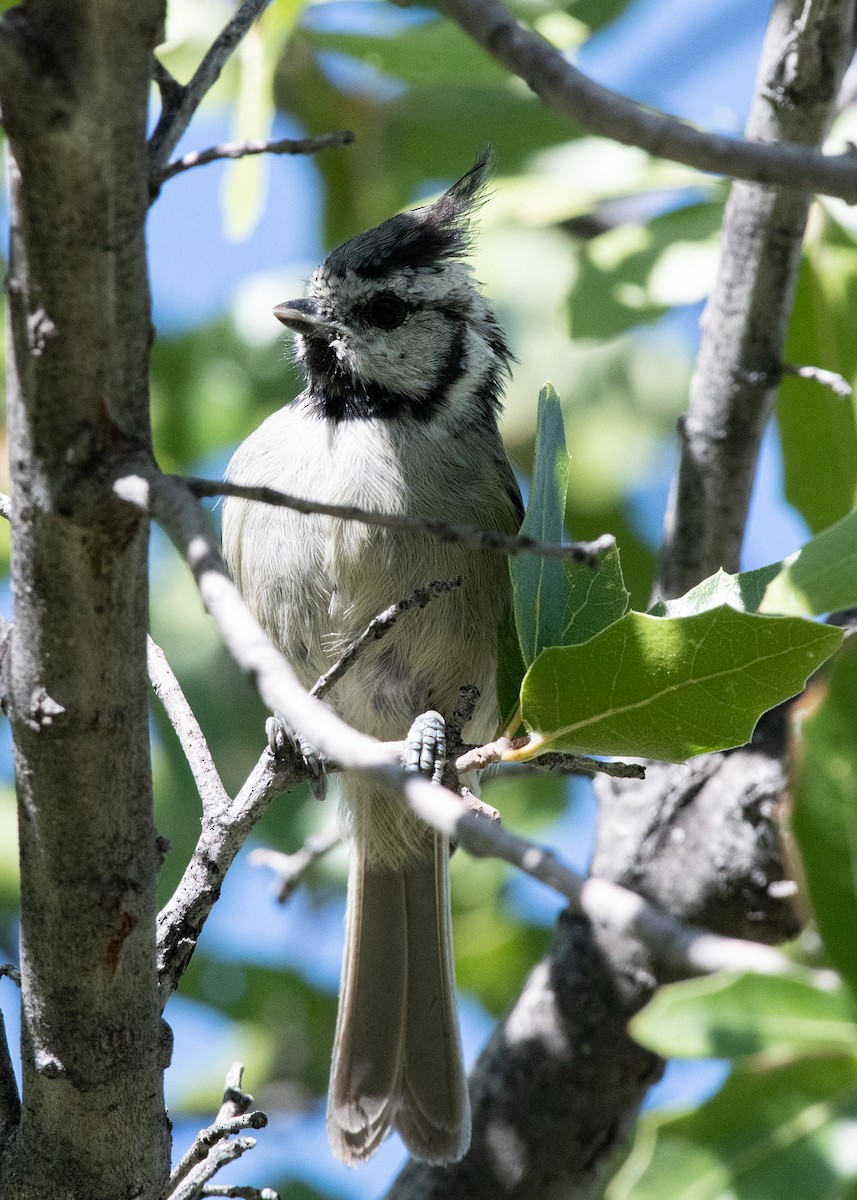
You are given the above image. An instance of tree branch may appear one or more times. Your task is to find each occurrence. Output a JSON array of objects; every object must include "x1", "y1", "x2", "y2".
[
  {"x1": 435, "y1": 0, "x2": 857, "y2": 202},
  {"x1": 155, "y1": 130, "x2": 354, "y2": 186},
  {"x1": 657, "y1": 0, "x2": 857, "y2": 597},
  {"x1": 168, "y1": 1064, "x2": 271, "y2": 1200},
  {"x1": 149, "y1": 0, "x2": 271, "y2": 175},
  {"x1": 188, "y1": 477, "x2": 613, "y2": 566},
  {"x1": 148, "y1": 637, "x2": 231, "y2": 817},
  {"x1": 311, "y1": 577, "x2": 463, "y2": 700},
  {"x1": 249, "y1": 830, "x2": 341, "y2": 903}
]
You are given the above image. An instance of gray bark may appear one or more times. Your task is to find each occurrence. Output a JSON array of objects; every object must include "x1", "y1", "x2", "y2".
[
  {"x1": 658, "y1": 0, "x2": 857, "y2": 599},
  {"x1": 0, "y1": 3, "x2": 170, "y2": 1197}
]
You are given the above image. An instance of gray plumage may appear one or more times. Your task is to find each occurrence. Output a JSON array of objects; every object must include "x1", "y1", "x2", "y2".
[{"x1": 222, "y1": 154, "x2": 522, "y2": 1165}]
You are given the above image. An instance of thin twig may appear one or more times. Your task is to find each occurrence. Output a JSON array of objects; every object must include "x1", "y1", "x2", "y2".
[
  {"x1": 147, "y1": 637, "x2": 231, "y2": 816},
  {"x1": 169, "y1": 1138, "x2": 259, "y2": 1200},
  {"x1": 455, "y1": 736, "x2": 645, "y2": 779},
  {"x1": 436, "y1": 0, "x2": 857, "y2": 202},
  {"x1": 168, "y1": 1065, "x2": 268, "y2": 1200},
  {"x1": 781, "y1": 362, "x2": 853, "y2": 398},
  {"x1": 311, "y1": 578, "x2": 463, "y2": 701},
  {"x1": 157, "y1": 130, "x2": 354, "y2": 184},
  {"x1": 249, "y1": 829, "x2": 341, "y2": 903},
  {"x1": 169, "y1": 1114, "x2": 267, "y2": 1195},
  {"x1": 189, "y1": 476, "x2": 614, "y2": 567},
  {"x1": 149, "y1": 0, "x2": 272, "y2": 174}
]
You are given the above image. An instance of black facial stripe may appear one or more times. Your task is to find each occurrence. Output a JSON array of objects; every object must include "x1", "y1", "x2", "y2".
[{"x1": 302, "y1": 316, "x2": 468, "y2": 424}]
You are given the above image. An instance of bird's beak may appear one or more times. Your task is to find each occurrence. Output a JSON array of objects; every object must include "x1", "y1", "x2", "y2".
[{"x1": 273, "y1": 299, "x2": 336, "y2": 339}]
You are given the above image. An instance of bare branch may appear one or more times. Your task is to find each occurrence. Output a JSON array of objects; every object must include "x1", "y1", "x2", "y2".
[
  {"x1": 782, "y1": 361, "x2": 854, "y2": 398},
  {"x1": 436, "y1": 0, "x2": 857, "y2": 202},
  {"x1": 312, "y1": 578, "x2": 463, "y2": 701},
  {"x1": 156, "y1": 130, "x2": 354, "y2": 185},
  {"x1": 168, "y1": 1064, "x2": 271, "y2": 1200},
  {"x1": 0, "y1": 965, "x2": 20, "y2": 987},
  {"x1": 169, "y1": 1137, "x2": 260, "y2": 1200},
  {"x1": 189, "y1": 476, "x2": 614, "y2": 567},
  {"x1": 249, "y1": 829, "x2": 341, "y2": 903},
  {"x1": 149, "y1": 0, "x2": 272, "y2": 174},
  {"x1": 399, "y1": 771, "x2": 826, "y2": 984},
  {"x1": 169, "y1": 1114, "x2": 267, "y2": 1196},
  {"x1": 147, "y1": 637, "x2": 230, "y2": 817},
  {"x1": 156, "y1": 741, "x2": 304, "y2": 1001}
]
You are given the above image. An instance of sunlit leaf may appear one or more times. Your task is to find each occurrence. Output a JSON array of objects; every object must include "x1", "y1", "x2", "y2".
[
  {"x1": 650, "y1": 563, "x2": 784, "y2": 617},
  {"x1": 761, "y1": 508, "x2": 857, "y2": 616},
  {"x1": 515, "y1": 607, "x2": 842, "y2": 761}
]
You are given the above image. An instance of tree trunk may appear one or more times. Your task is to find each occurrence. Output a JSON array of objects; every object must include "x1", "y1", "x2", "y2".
[{"x1": 0, "y1": 3, "x2": 170, "y2": 1196}]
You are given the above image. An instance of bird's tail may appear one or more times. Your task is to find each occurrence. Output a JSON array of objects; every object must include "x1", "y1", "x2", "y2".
[{"x1": 327, "y1": 819, "x2": 471, "y2": 1164}]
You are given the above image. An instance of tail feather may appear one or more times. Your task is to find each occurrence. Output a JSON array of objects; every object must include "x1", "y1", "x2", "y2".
[
  {"x1": 398, "y1": 841, "x2": 471, "y2": 1161},
  {"x1": 327, "y1": 826, "x2": 470, "y2": 1165}
]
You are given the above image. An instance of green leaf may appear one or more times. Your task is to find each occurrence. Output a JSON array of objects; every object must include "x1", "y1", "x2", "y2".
[
  {"x1": 793, "y1": 637, "x2": 857, "y2": 1000},
  {"x1": 496, "y1": 602, "x2": 527, "y2": 734},
  {"x1": 516, "y1": 607, "x2": 842, "y2": 762},
  {"x1": 511, "y1": 384, "x2": 630, "y2": 676},
  {"x1": 650, "y1": 564, "x2": 784, "y2": 617},
  {"x1": 761, "y1": 508, "x2": 857, "y2": 616},
  {"x1": 609, "y1": 1056, "x2": 857, "y2": 1200},
  {"x1": 512, "y1": 383, "x2": 571, "y2": 666},
  {"x1": 563, "y1": 543, "x2": 630, "y2": 644},
  {"x1": 778, "y1": 237, "x2": 857, "y2": 534},
  {"x1": 631, "y1": 972, "x2": 857, "y2": 1062}
]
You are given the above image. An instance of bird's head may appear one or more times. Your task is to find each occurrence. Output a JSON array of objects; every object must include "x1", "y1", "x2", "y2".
[{"x1": 274, "y1": 151, "x2": 512, "y2": 426}]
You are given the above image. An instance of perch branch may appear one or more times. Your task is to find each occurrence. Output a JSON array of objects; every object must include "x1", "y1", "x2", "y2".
[{"x1": 116, "y1": 465, "x2": 786, "y2": 994}]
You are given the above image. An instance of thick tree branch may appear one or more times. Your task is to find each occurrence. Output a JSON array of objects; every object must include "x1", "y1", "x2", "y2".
[
  {"x1": 657, "y1": 0, "x2": 857, "y2": 597},
  {"x1": 435, "y1": 0, "x2": 857, "y2": 202}
]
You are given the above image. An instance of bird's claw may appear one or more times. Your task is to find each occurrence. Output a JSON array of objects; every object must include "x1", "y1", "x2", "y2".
[
  {"x1": 405, "y1": 710, "x2": 446, "y2": 784},
  {"x1": 266, "y1": 713, "x2": 327, "y2": 801}
]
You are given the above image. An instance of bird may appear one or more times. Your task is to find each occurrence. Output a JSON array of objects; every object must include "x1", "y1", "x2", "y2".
[{"x1": 221, "y1": 151, "x2": 523, "y2": 1165}]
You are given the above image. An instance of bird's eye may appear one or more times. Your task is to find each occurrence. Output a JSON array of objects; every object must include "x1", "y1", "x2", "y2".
[{"x1": 366, "y1": 292, "x2": 409, "y2": 330}]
